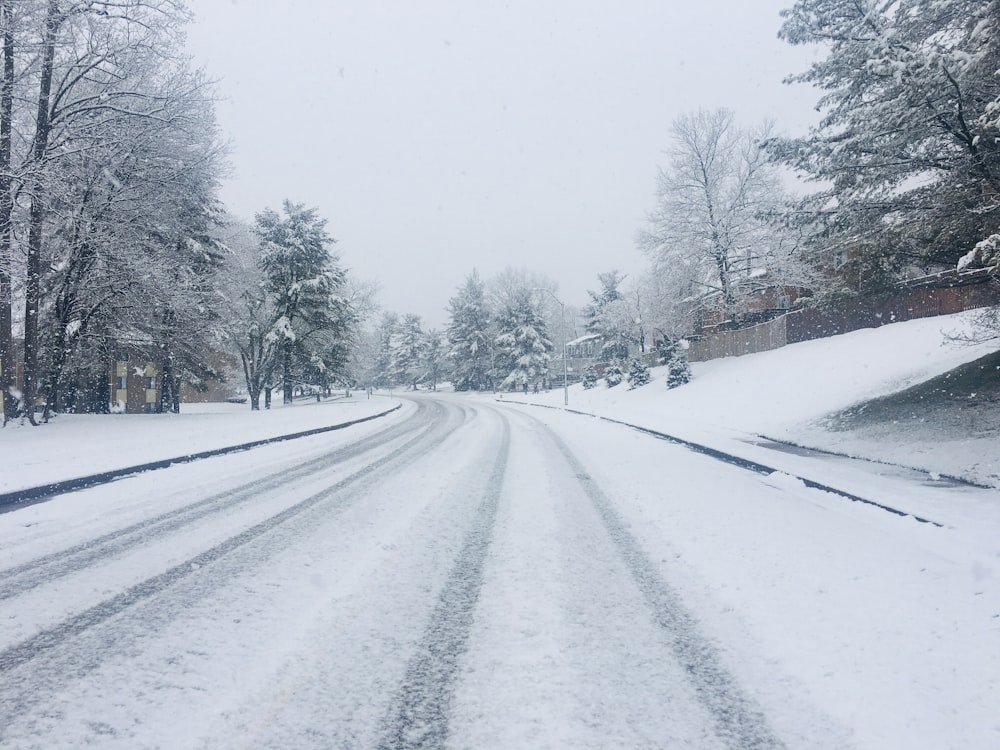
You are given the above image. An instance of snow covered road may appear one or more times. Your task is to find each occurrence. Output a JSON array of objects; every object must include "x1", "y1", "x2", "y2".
[{"x1": 0, "y1": 394, "x2": 997, "y2": 749}]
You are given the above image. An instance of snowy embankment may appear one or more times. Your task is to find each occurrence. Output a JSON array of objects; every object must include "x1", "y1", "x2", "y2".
[
  {"x1": 0, "y1": 396, "x2": 400, "y2": 496},
  {"x1": 510, "y1": 310, "x2": 1000, "y2": 488}
]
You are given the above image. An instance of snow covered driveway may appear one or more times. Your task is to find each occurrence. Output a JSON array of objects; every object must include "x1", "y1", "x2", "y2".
[{"x1": 0, "y1": 394, "x2": 996, "y2": 749}]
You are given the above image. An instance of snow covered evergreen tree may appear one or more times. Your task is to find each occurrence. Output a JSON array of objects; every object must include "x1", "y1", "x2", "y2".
[
  {"x1": 495, "y1": 291, "x2": 552, "y2": 390},
  {"x1": 257, "y1": 201, "x2": 349, "y2": 404},
  {"x1": 770, "y1": 0, "x2": 1000, "y2": 284},
  {"x1": 371, "y1": 312, "x2": 399, "y2": 389},
  {"x1": 604, "y1": 360, "x2": 624, "y2": 388},
  {"x1": 627, "y1": 358, "x2": 651, "y2": 389},
  {"x1": 583, "y1": 270, "x2": 635, "y2": 361},
  {"x1": 582, "y1": 364, "x2": 598, "y2": 390},
  {"x1": 392, "y1": 313, "x2": 425, "y2": 389},
  {"x1": 660, "y1": 339, "x2": 692, "y2": 389},
  {"x1": 447, "y1": 270, "x2": 493, "y2": 391},
  {"x1": 423, "y1": 329, "x2": 446, "y2": 391}
]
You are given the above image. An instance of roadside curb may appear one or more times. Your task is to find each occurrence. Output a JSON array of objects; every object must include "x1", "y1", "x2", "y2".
[
  {"x1": 753, "y1": 432, "x2": 990, "y2": 489},
  {"x1": 502, "y1": 399, "x2": 944, "y2": 527},
  {"x1": 0, "y1": 404, "x2": 402, "y2": 509}
]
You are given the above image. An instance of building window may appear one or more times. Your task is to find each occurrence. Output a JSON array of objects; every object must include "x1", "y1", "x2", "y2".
[
  {"x1": 146, "y1": 376, "x2": 156, "y2": 390},
  {"x1": 116, "y1": 375, "x2": 127, "y2": 390},
  {"x1": 833, "y1": 249, "x2": 849, "y2": 269}
]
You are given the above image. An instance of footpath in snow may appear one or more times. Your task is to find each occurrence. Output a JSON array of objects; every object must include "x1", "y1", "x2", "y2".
[{"x1": 0, "y1": 396, "x2": 400, "y2": 496}]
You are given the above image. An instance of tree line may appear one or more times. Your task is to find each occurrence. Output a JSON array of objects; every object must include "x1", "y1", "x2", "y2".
[
  {"x1": 4, "y1": 0, "x2": 996, "y2": 419},
  {"x1": 357, "y1": 268, "x2": 558, "y2": 394},
  {"x1": 0, "y1": 0, "x2": 227, "y2": 423},
  {"x1": 418, "y1": 0, "x2": 1000, "y2": 391},
  {"x1": 382, "y1": 0, "x2": 1000, "y2": 393},
  {"x1": 0, "y1": 1, "x2": 360, "y2": 423}
]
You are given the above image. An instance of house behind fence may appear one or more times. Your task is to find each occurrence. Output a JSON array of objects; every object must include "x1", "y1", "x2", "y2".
[{"x1": 687, "y1": 269, "x2": 1000, "y2": 362}]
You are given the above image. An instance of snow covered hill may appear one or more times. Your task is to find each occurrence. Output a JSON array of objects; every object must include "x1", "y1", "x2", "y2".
[{"x1": 513, "y1": 310, "x2": 1000, "y2": 487}]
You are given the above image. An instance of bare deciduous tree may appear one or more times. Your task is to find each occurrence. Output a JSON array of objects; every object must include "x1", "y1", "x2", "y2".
[{"x1": 639, "y1": 109, "x2": 787, "y2": 324}]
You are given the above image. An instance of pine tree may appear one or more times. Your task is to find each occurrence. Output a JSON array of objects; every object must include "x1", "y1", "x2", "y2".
[
  {"x1": 582, "y1": 364, "x2": 598, "y2": 390},
  {"x1": 660, "y1": 340, "x2": 692, "y2": 389},
  {"x1": 423, "y1": 328, "x2": 446, "y2": 391},
  {"x1": 495, "y1": 291, "x2": 552, "y2": 390},
  {"x1": 446, "y1": 270, "x2": 493, "y2": 391},
  {"x1": 604, "y1": 360, "x2": 624, "y2": 388},
  {"x1": 371, "y1": 312, "x2": 398, "y2": 389},
  {"x1": 392, "y1": 313, "x2": 425, "y2": 389},
  {"x1": 257, "y1": 201, "x2": 347, "y2": 405},
  {"x1": 583, "y1": 270, "x2": 635, "y2": 360},
  {"x1": 627, "y1": 358, "x2": 651, "y2": 389},
  {"x1": 771, "y1": 0, "x2": 1000, "y2": 279}
]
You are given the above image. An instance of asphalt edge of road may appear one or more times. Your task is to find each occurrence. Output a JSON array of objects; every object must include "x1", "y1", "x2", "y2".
[
  {"x1": 508, "y1": 400, "x2": 944, "y2": 528},
  {"x1": 0, "y1": 403, "x2": 403, "y2": 510}
]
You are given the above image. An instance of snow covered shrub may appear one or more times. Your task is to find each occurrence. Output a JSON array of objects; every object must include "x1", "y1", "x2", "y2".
[
  {"x1": 665, "y1": 342, "x2": 691, "y2": 389},
  {"x1": 604, "y1": 360, "x2": 624, "y2": 388},
  {"x1": 958, "y1": 234, "x2": 1000, "y2": 272},
  {"x1": 658, "y1": 339, "x2": 691, "y2": 388},
  {"x1": 582, "y1": 364, "x2": 598, "y2": 390},
  {"x1": 627, "y1": 358, "x2": 650, "y2": 389}
]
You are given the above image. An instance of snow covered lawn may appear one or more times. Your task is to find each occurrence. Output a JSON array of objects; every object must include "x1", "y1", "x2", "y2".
[
  {"x1": 0, "y1": 396, "x2": 400, "y2": 495},
  {"x1": 512, "y1": 310, "x2": 1000, "y2": 487}
]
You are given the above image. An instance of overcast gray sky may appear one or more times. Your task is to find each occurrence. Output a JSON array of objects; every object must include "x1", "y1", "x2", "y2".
[{"x1": 183, "y1": 0, "x2": 819, "y2": 328}]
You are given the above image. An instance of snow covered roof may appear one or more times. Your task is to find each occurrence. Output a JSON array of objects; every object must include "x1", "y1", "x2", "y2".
[{"x1": 566, "y1": 333, "x2": 601, "y2": 346}]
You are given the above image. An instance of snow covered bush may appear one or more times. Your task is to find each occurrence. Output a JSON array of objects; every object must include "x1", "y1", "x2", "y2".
[
  {"x1": 627, "y1": 358, "x2": 650, "y2": 389},
  {"x1": 667, "y1": 349, "x2": 691, "y2": 388},
  {"x1": 604, "y1": 360, "x2": 624, "y2": 388},
  {"x1": 582, "y1": 364, "x2": 598, "y2": 389},
  {"x1": 958, "y1": 234, "x2": 1000, "y2": 272},
  {"x1": 659, "y1": 340, "x2": 691, "y2": 389}
]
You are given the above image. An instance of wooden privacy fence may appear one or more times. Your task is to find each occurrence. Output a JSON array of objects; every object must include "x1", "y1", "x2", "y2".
[
  {"x1": 687, "y1": 274, "x2": 1000, "y2": 363},
  {"x1": 687, "y1": 315, "x2": 788, "y2": 362}
]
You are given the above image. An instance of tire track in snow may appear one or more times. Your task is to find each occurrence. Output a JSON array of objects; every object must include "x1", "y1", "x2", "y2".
[
  {"x1": 542, "y1": 423, "x2": 786, "y2": 750},
  {"x1": 0, "y1": 400, "x2": 439, "y2": 603},
  {"x1": 0, "y1": 399, "x2": 469, "y2": 693},
  {"x1": 377, "y1": 415, "x2": 511, "y2": 750}
]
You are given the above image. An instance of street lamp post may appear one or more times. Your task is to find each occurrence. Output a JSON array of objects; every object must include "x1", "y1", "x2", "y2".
[{"x1": 535, "y1": 288, "x2": 568, "y2": 406}]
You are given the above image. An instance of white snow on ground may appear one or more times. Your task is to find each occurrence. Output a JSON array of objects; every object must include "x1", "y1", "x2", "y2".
[
  {"x1": 508, "y1": 310, "x2": 1000, "y2": 492},
  {"x1": 2, "y1": 312, "x2": 991, "y2": 494},
  {"x1": 1, "y1": 311, "x2": 999, "y2": 748},
  {"x1": 522, "y1": 408, "x2": 1000, "y2": 750},
  {"x1": 516, "y1": 311, "x2": 998, "y2": 481},
  {"x1": 0, "y1": 395, "x2": 399, "y2": 495}
]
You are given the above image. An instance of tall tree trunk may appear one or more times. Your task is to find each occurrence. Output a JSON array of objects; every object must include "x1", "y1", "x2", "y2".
[
  {"x1": 22, "y1": 0, "x2": 61, "y2": 425},
  {"x1": 282, "y1": 339, "x2": 293, "y2": 404},
  {"x1": 170, "y1": 370, "x2": 180, "y2": 413},
  {"x1": 159, "y1": 346, "x2": 181, "y2": 414},
  {"x1": 239, "y1": 347, "x2": 261, "y2": 410},
  {"x1": 0, "y1": 0, "x2": 14, "y2": 424},
  {"x1": 42, "y1": 347, "x2": 64, "y2": 422}
]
